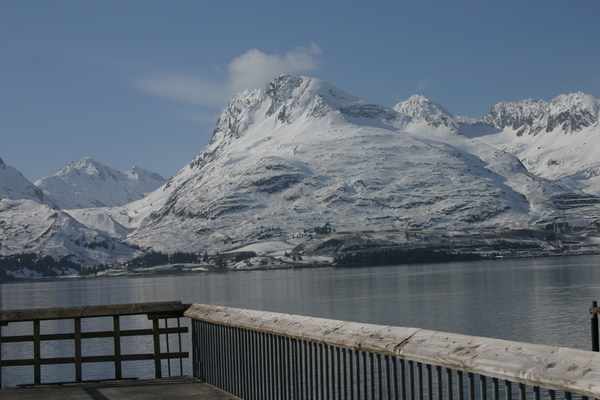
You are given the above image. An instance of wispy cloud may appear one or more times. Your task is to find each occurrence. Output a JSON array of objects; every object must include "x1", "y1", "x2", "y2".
[
  {"x1": 130, "y1": 44, "x2": 323, "y2": 112},
  {"x1": 172, "y1": 110, "x2": 221, "y2": 124},
  {"x1": 132, "y1": 74, "x2": 227, "y2": 108}
]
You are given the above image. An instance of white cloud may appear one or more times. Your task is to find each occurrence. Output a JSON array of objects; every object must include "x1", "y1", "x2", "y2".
[
  {"x1": 132, "y1": 74, "x2": 227, "y2": 108},
  {"x1": 226, "y1": 44, "x2": 322, "y2": 95},
  {"x1": 131, "y1": 44, "x2": 322, "y2": 112}
]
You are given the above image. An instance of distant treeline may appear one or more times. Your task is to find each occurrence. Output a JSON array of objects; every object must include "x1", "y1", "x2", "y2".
[
  {"x1": 126, "y1": 251, "x2": 207, "y2": 269},
  {"x1": 0, "y1": 253, "x2": 81, "y2": 277},
  {"x1": 334, "y1": 248, "x2": 484, "y2": 266},
  {"x1": 0, "y1": 250, "x2": 210, "y2": 278}
]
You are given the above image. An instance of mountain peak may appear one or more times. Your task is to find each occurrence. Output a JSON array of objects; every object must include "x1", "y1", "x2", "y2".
[
  {"x1": 209, "y1": 75, "x2": 395, "y2": 149},
  {"x1": 393, "y1": 94, "x2": 459, "y2": 132},
  {"x1": 265, "y1": 75, "x2": 306, "y2": 115},
  {"x1": 482, "y1": 92, "x2": 599, "y2": 135},
  {"x1": 394, "y1": 94, "x2": 453, "y2": 118},
  {"x1": 550, "y1": 91, "x2": 599, "y2": 110},
  {"x1": 546, "y1": 92, "x2": 599, "y2": 133},
  {"x1": 57, "y1": 157, "x2": 112, "y2": 179},
  {"x1": 125, "y1": 166, "x2": 167, "y2": 193},
  {"x1": 482, "y1": 98, "x2": 549, "y2": 135},
  {"x1": 73, "y1": 156, "x2": 102, "y2": 167},
  {"x1": 35, "y1": 158, "x2": 166, "y2": 209}
]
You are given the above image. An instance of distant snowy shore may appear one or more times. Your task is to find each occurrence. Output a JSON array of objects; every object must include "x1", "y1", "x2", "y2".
[{"x1": 3, "y1": 230, "x2": 599, "y2": 280}]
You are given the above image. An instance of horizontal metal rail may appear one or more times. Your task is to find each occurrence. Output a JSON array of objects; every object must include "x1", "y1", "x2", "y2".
[
  {"x1": 0, "y1": 301, "x2": 189, "y2": 387},
  {"x1": 185, "y1": 304, "x2": 600, "y2": 400}
]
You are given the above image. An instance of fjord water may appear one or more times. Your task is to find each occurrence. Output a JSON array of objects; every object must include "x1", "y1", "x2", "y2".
[{"x1": 1, "y1": 254, "x2": 600, "y2": 386}]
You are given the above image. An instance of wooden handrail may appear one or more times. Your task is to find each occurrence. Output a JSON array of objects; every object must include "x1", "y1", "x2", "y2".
[
  {"x1": 185, "y1": 303, "x2": 600, "y2": 398},
  {"x1": 0, "y1": 301, "x2": 187, "y2": 323}
]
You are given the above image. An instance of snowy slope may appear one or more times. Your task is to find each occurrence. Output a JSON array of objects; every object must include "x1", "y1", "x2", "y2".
[
  {"x1": 0, "y1": 199, "x2": 141, "y2": 266},
  {"x1": 0, "y1": 157, "x2": 156, "y2": 266},
  {"x1": 0, "y1": 156, "x2": 55, "y2": 206},
  {"x1": 457, "y1": 92, "x2": 600, "y2": 196},
  {"x1": 35, "y1": 157, "x2": 166, "y2": 209},
  {"x1": 127, "y1": 76, "x2": 561, "y2": 253},
  {"x1": 64, "y1": 177, "x2": 177, "y2": 239}
]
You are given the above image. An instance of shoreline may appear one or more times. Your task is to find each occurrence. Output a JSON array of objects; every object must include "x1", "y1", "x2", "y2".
[{"x1": 2, "y1": 248, "x2": 598, "y2": 283}]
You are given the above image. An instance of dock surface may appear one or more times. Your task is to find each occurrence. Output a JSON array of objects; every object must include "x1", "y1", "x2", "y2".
[{"x1": 0, "y1": 377, "x2": 240, "y2": 399}]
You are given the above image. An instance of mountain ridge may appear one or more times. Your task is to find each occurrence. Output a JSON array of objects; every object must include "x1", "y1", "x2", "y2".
[
  {"x1": 1, "y1": 75, "x2": 599, "y2": 268},
  {"x1": 35, "y1": 157, "x2": 167, "y2": 209},
  {"x1": 457, "y1": 91, "x2": 600, "y2": 194}
]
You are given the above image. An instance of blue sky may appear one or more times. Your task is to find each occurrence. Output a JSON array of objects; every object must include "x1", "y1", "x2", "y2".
[{"x1": 2, "y1": 0, "x2": 599, "y2": 182}]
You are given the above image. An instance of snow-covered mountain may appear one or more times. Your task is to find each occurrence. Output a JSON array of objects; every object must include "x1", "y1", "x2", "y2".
[
  {"x1": 0, "y1": 157, "x2": 160, "y2": 266},
  {"x1": 35, "y1": 157, "x2": 166, "y2": 209},
  {"x1": 126, "y1": 75, "x2": 568, "y2": 253},
  {"x1": 2, "y1": 75, "x2": 599, "y2": 266},
  {"x1": 0, "y1": 198, "x2": 141, "y2": 266},
  {"x1": 0, "y1": 157, "x2": 55, "y2": 206},
  {"x1": 458, "y1": 92, "x2": 600, "y2": 197},
  {"x1": 481, "y1": 92, "x2": 599, "y2": 136}
]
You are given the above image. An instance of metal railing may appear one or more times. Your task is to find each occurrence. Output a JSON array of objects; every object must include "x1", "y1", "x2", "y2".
[
  {"x1": 185, "y1": 304, "x2": 600, "y2": 400},
  {"x1": 0, "y1": 301, "x2": 189, "y2": 387}
]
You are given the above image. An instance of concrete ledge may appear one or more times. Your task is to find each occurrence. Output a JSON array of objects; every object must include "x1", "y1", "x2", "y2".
[{"x1": 0, "y1": 377, "x2": 240, "y2": 400}]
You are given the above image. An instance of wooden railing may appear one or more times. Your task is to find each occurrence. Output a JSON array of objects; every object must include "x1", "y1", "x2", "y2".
[
  {"x1": 186, "y1": 304, "x2": 600, "y2": 400},
  {"x1": 0, "y1": 301, "x2": 189, "y2": 387}
]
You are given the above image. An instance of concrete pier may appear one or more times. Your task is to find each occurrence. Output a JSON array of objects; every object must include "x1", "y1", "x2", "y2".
[{"x1": 0, "y1": 377, "x2": 240, "y2": 400}]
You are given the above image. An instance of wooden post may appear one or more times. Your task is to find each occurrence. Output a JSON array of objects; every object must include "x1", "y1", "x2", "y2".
[
  {"x1": 33, "y1": 320, "x2": 41, "y2": 384},
  {"x1": 0, "y1": 323, "x2": 3, "y2": 388},
  {"x1": 74, "y1": 317, "x2": 82, "y2": 381},
  {"x1": 113, "y1": 315, "x2": 122, "y2": 379},
  {"x1": 177, "y1": 318, "x2": 184, "y2": 376},
  {"x1": 164, "y1": 318, "x2": 171, "y2": 377},
  {"x1": 592, "y1": 301, "x2": 599, "y2": 352},
  {"x1": 152, "y1": 318, "x2": 162, "y2": 378}
]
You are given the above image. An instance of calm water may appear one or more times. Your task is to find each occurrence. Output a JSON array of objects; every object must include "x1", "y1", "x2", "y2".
[{"x1": 1, "y1": 254, "x2": 600, "y2": 386}]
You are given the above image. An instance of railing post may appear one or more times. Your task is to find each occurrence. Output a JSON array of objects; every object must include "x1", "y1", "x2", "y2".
[
  {"x1": 0, "y1": 323, "x2": 4, "y2": 388},
  {"x1": 177, "y1": 318, "x2": 183, "y2": 376},
  {"x1": 164, "y1": 318, "x2": 171, "y2": 377},
  {"x1": 74, "y1": 317, "x2": 82, "y2": 381},
  {"x1": 113, "y1": 315, "x2": 122, "y2": 379},
  {"x1": 152, "y1": 318, "x2": 162, "y2": 378},
  {"x1": 33, "y1": 320, "x2": 41, "y2": 384},
  {"x1": 592, "y1": 301, "x2": 599, "y2": 352}
]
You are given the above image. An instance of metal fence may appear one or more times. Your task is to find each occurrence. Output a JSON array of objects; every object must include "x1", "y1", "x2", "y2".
[{"x1": 186, "y1": 304, "x2": 600, "y2": 400}]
